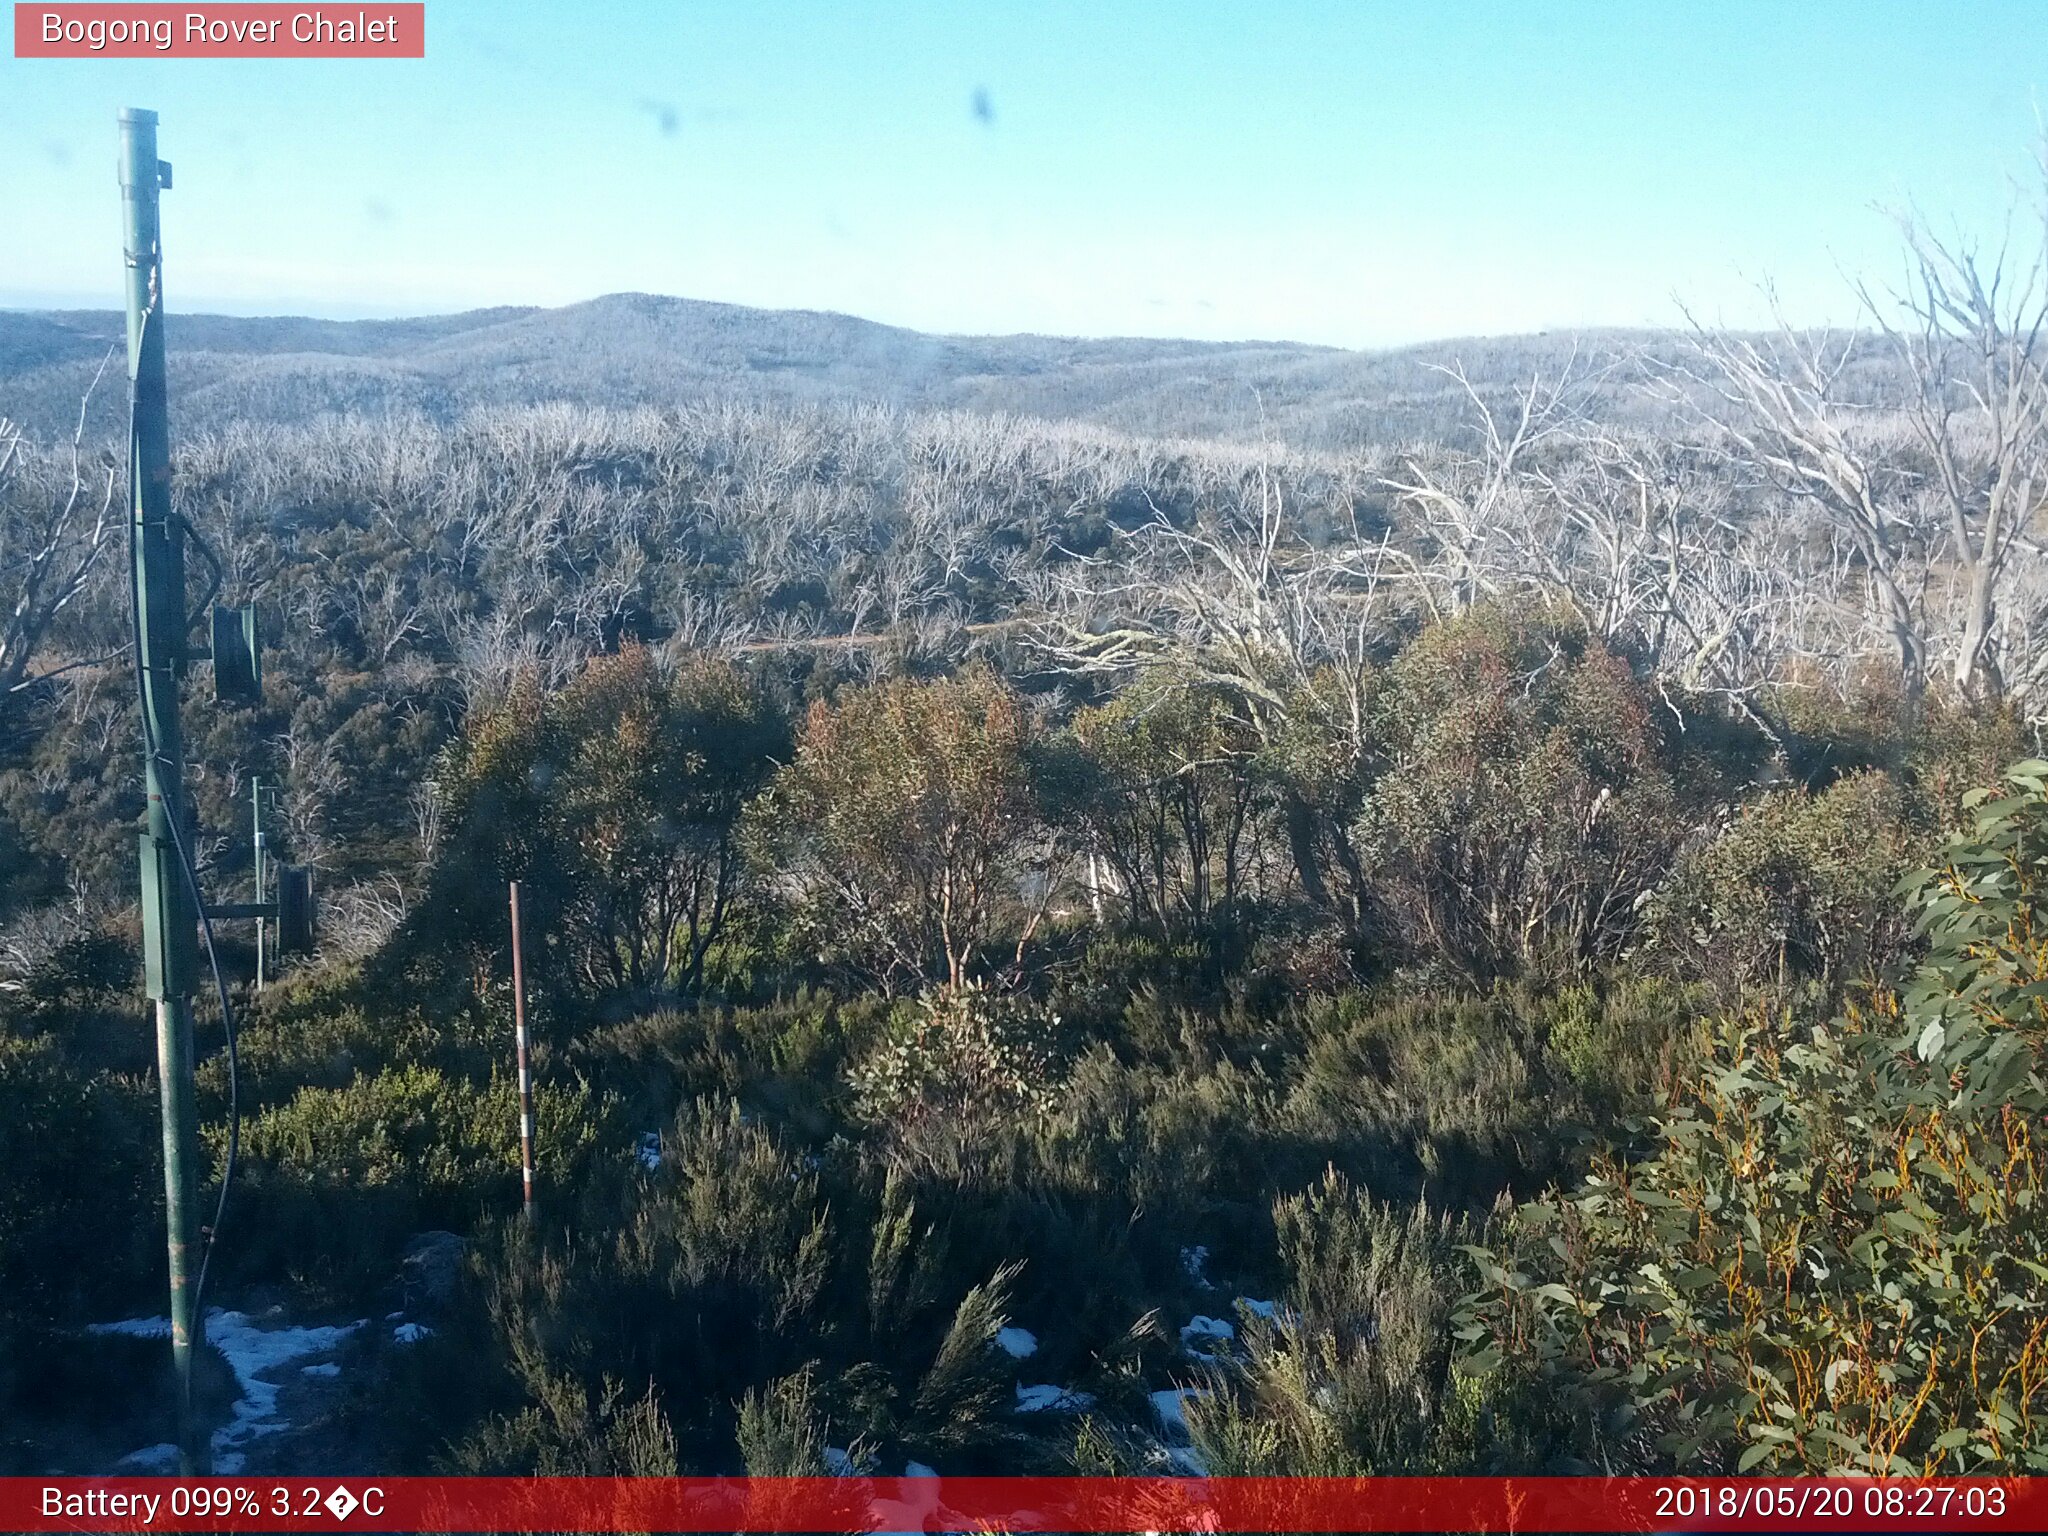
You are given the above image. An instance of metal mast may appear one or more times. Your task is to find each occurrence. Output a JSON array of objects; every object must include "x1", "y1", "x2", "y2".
[{"x1": 120, "y1": 106, "x2": 208, "y2": 1476}]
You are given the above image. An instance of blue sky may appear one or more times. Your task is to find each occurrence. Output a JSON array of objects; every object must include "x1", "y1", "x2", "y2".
[{"x1": 2, "y1": 1, "x2": 2042, "y2": 345}]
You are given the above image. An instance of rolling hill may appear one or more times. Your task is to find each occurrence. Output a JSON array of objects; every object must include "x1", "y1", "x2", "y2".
[{"x1": 1, "y1": 292, "x2": 1679, "y2": 448}]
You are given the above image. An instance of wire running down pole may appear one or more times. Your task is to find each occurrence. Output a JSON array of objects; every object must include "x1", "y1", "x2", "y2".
[
  {"x1": 509, "y1": 881, "x2": 537, "y2": 1221},
  {"x1": 120, "y1": 106, "x2": 209, "y2": 1476}
]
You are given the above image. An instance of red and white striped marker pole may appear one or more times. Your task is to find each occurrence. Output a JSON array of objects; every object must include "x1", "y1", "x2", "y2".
[{"x1": 508, "y1": 880, "x2": 537, "y2": 1221}]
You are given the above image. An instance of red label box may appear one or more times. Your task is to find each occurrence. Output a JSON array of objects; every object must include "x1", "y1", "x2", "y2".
[
  {"x1": 0, "y1": 1476, "x2": 2042, "y2": 1533},
  {"x1": 14, "y1": 3, "x2": 424, "y2": 57}
]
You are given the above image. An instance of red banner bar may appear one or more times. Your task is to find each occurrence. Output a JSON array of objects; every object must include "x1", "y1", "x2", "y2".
[
  {"x1": 13, "y1": 4, "x2": 424, "y2": 58},
  {"x1": 1, "y1": 1476, "x2": 2041, "y2": 1532}
]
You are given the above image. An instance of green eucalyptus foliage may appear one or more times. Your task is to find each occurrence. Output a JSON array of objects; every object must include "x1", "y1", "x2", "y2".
[
  {"x1": 1456, "y1": 760, "x2": 2048, "y2": 1473},
  {"x1": 748, "y1": 667, "x2": 1061, "y2": 992},
  {"x1": 1357, "y1": 604, "x2": 1708, "y2": 980},
  {"x1": 412, "y1": 645, "x2": 785, "y2": 998},
  {"x1": 847, "y1": 983, "x2": 1068, "y2": 1165},
  {"x1": 1069, "y1": 674, "x2": 1272, "y2": 937},
  {"x1": 1650, "y1": 769, "x2": 1921, "y2": 991}
]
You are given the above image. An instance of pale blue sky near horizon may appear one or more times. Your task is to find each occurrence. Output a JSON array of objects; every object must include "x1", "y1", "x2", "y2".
[{"x1": 1, "y1": 1, "x2": 2043, "y2": 347}]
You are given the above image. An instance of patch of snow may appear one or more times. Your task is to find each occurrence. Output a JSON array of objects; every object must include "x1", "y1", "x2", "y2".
[
  {"x1": 1180, "y1": 1315, "x2": 1234, "y2": 1349},
  {"x1": 385, "y1": 1311, "x2": 405, "y2": 1321},
  {"x1": 1180, "y1": 1244, "x2": 1211, "y2": 1284},
  {"x1": 904, "y1": 1461, "x2": 937, "y2": 1477},
  {"x1": 1014, "y1": 1382, "x2": 1095, "y2": 1413},
  {"x1": 996, "y1": 1326, "x2": 1038, "y2": 1359},
  {"x1": 300, "y1": 1362, "x2": 342, "y2": 1379},
  {"x1": 1150, "y1": 1387, "x2": 1208, "y2": 1439},
  {"x1": 88, "y1": 1315, "x2": 171, "y2": 1340},
  {"x1": 1167, "y1": 1445, "x2": 1209, "y2": 1477},
  {"x1": 636, "y1": 1132, "x2": 662, "y2": 1170},
  {"x1": 1237, "y1": 1297, "x2": 1278, "y2": 1319},
  {"x1": 116, "y1": 1443, "x2": 180, "y2": 1473},
  {"x1": 392, "y1": 1322, "x2": 433, "y2": 1344},
  {"x1": 869, "y1": 1469, "x2": 942, "y2": 1536},
  {"x1": 94, "y1": 1308, "x2": 365, "y2": 1468},
  {"x1": 823, "y1": 1446, "x2": 859, "y2": 1477}
]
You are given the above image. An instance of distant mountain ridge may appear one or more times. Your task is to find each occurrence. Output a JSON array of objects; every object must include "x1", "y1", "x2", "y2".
[{"x1": 0, "y1": 291, "x2": 1674, "y2": 448}]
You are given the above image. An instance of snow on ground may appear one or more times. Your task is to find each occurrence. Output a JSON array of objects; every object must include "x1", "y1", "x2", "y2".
[
  {"x1": 115, "y1": 1443, "x2": 180, "y2": 1472},
  {"x1": 868, "y1": 1467, "x2": 943, "y2": 1536},
  {"x1": 88, "y1": 1315, "x2": 175, "y2": 1342},
  {"x1": 392, "y1": 1321, "x2": 433, "y2": 1344},
  {"x1": 1180, "y1": 1315, "x2": 1234, "y2": 1349},
  {"x1": 92, "y1": 1308, "x2": 365, "y2": 1472},
  {"x1": 904, "y1": 1461, "x2": 937, "y2": 1477},
  {"x1": 636, "y1": 1132, "x2": 663, "y2": 1170},
  {"x1": 1014, "y1": 1382, "x2": 1095, "y2": 1413},
  {"x1": 1150, "y1": 1382, "x2": 1213, "y2": 1475},
  {"x1": 1179, "y1": 1245, "x2": 1211, "y2": 1284},
  {"x1": 1237, "y1": 1297, "x2": 1278, "y2": 1319},
  {"x1": 300, "y1": 1362, "x2": 342, "y2": 1378},
  {"x1": 823, "y1": 1446, "x2": 862, "y2": 1476},
  {"x1": 995, "y1": 1326, "x2": 1038, "y2": 1359},
  {"x1": 1149, "y1": 1387, "x2": 1208, "y2": 1438}
]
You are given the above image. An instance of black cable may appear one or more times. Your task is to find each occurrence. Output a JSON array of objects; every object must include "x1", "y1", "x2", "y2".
[{"x1": 126, "y1": 293, "x2": 240, "y2": 1320}]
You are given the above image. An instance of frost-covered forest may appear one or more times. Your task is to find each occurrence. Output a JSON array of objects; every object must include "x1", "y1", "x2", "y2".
[{"x1": 5, "y1": 199, "x2": 2048, "y2": 1477}]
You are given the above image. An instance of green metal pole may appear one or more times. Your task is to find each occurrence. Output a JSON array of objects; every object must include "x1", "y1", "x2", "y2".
[{"x1": 120, "y1": 106, "x2": 208, "y2": 1477}]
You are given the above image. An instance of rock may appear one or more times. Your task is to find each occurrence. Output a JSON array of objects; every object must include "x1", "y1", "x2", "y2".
[{"x1": 398, "y1": 1231, "x2": 466, "y2": 1313}]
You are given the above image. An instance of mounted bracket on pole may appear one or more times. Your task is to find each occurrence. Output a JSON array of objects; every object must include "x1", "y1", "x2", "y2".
[
  {"x1": 276, "y1": 865, "x2": 316, "y2": 957},
  {"x1": 206, "y1": 868, "x2": 315, "y2": 958},
  {"x1": 211, "y1": 604, "x2": 261, "y2": 705}
]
